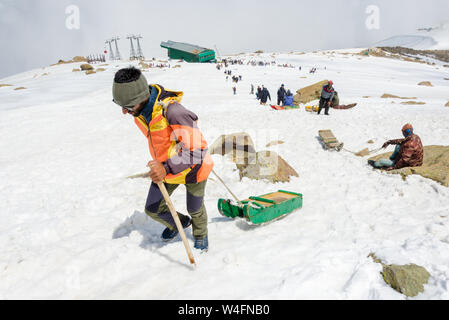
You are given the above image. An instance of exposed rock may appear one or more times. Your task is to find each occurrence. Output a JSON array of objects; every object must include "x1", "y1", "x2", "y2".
[
  {"x1": 209, "y1": 132, "x2": 256, "y2": 165},
  {"x1": 369, "y1": 253, "x2": 431, "y2": 298},
  {"x1": 294, "y1": 80, "x2": 328, "y2": 105},
  {"x1": 96, "y1": 68, "x2": 106, "y2": 72},
  {"x1": 14, "y1": 87, "x2": 26, "y2": 90},
  {"x1": 139, "y1": 62, "x2": 149, "y2": 69},
  {"x1": 369, "y1": 145, "x2": 449, "y2": 186},
  {"x1": 72, "y1": 68, "x2": 81, "y2": 72},
  {"x1": 51, "y1": 59, "x2": 73, "y2": 66},
  {"x1": 80, "y1": 64, "x2": 94, "y2": 71},
  {"x1": 73, "y1": 56, "x2": 88, "y2": 62},
  {"x1": 400, "y1": 101, "x2": 426, "y2": 105},
  {"x1": 85, "y1": 70, "x2": 96, "y2": 75},
  {"x1": 367, "y1": 140, "x2": 375, "y2": 144},
  {"x1": 236, "y1": 151, "x2": 299, "y2": 183},
  {"x1": 41, "y1": 73, "x2": 49, "y2": 76},
  {"x1": 381, "y1": 93, "x2": 417, "y2": 99},
  {"x1": 355, "y1": 148, "x2": 370, "y2": 157},
  {"x1": 266, "y1": 140, "x2": 284, "y2": 148},
  {"x1": 418, "y1": 81, "x2": 433, "y2": 87},
  {"x1": 0, "y1": 84, "x2": 13, "y2": 88},
  {"x1": 382, "y1": 264, "x2": 430, "y2": 298}
]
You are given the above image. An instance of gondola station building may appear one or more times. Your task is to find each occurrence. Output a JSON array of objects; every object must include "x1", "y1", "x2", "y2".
[{"x1": 160, "y1": 40, "x2": 216, "y2": 63}]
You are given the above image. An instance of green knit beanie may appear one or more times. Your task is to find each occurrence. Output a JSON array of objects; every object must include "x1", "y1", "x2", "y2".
[{"x1": 112, "y1": 72, "x2": 150, "y2": 107}]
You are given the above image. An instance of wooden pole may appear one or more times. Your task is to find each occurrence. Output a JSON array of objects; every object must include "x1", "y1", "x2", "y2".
[{"x1": 157, "y1": 181, "x2": 196, "y2": 267}]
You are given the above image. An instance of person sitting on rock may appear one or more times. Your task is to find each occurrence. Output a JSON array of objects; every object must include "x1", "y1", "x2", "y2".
[
  {"x1": 283, "y1": 90, "x2": 294, "y2": 106},
  {"x1": 368, "y1": 124, "x2": 423, "y2": 171}
]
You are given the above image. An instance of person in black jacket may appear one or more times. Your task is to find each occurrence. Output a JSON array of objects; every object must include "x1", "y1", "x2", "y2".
[
  {"x1": 318, "y1": 80, "x2": 335, "y2": 115},
  {"x1": 277, "y1": 84, "x2": 286, "y2": 105},
  {"x1": 260, "y1": 86, "x2": 271, "y2": 105},
  {"x1": 256, "y1": 86, "x2": 262, "y2": 100}
]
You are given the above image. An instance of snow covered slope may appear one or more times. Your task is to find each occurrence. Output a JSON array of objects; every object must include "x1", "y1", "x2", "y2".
[
  {"x1": 1, "y1": 50, "x2": 449, "y2": 299},
  {"x1": 375, "y1": 22, "x2": 449, "y2": 50}
]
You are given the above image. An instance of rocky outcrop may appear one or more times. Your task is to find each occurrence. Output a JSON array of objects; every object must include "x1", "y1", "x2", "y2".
[
  {"x1": 369, "y1": 145, "x2": 449, "y2": 187},
  {"x1": 236, "y1": 151, "x2": 299, "y2": 183},
  {"x1": 14, "y1": 87, "x2": 26, "y2": 90},
  {"x1": 381, "y1": 93, "x2": 417, "y2": 99},
  {"x1": 294, "y1": 80, "x2": 328, "y2": 105},
  {"x1": 85, "y1": 70, "x2": 96, "y2": 75},
  {"x1": 209, "y1": 132, "x2": 256, "y2": 165},
  {"x1": 80, "y1": 64, "x2": 94, "y2": 71},
  {"x1": 73, "y1": 56, "x2": 88, "y2": 62},
  {"x1": 400, "y1": 101, "x2": 426, "y2": 105},
  {"x1": 0, "y1": 84, "x2": 13, "y2": 88},
  {"x1": 266, "y1": 140, "x2": 284, "y2": 148},
  {"x1": 210, "y1": 133, "x2": 299, "y2": 183},
  {"x1": 418, "y1": 81, "x2": 433, "y2": 87},
  {"x1": 96, "y1": 68, "x2": 106, "y2": 72},
  {"x1": 72, "y1": 68, "x2": 81, "y2": 72},
  {"x1": 369, "y1": 253, "x2": 431, "y2": 298}
]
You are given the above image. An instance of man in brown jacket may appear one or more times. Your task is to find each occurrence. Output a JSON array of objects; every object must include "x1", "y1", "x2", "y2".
[{"x1": 369, "y1": 124, "x2": 424, "y2": 170}]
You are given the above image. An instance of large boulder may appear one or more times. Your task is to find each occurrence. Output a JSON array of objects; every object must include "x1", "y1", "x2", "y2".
[
  {"x1": 369, "y1": 253, "x2": 431, "y2": 297},
  {"x1": 369, "y1": 145, "x2": 449, "y2": 187},
  {"x1": 236, "y1": 151, "x2": 299, "y2": 183},
  {"x1": 209, "y1": 132, "x2": 256, "y2": 165},
  {"x1": 382, "y1": 264, "x2": 431, "y2": 297},
  {"x1": 294, "y1": 80, "x2": 328, "y2": 105},
  {"x1": 80, "y1": 64, "x2": 94, "y2": 71},
  {"x1": 73, "y1": 56, "x2": 88, "y2": 62}
]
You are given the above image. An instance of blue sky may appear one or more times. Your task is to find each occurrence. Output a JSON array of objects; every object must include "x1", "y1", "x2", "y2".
[{"x1": 0, "y1": 0, "x2": 448, "y2": 78}]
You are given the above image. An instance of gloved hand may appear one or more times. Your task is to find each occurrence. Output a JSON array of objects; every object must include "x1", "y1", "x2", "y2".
[{"x1": 382, "y1": 141, "x2": 390, "y2": 149}]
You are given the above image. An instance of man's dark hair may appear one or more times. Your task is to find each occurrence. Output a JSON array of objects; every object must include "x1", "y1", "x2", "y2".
[{"x1": 114, "y1": 67, "x2": 142, "y2": 83}]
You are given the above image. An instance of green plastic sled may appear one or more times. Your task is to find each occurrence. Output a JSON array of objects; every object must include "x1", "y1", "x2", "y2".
[{"x1": 218, "y1": 190, "x2": 303, "y2": 225}]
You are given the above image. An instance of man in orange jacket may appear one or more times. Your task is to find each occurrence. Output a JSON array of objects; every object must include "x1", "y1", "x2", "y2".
[{"x1": 112, "y1": 67, "x2": 213, "y2": 251}]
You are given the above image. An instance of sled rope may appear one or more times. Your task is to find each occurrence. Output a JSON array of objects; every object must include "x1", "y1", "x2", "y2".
[
  {"x1": 341, "y1": 146, "x2": 383, "y2": 155},
  {"x1": 212, "y1": 170, "x2": 244, "y2": 207}
]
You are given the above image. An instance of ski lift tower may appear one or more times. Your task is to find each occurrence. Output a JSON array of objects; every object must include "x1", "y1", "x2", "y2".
[
  {"x1": 112, "y1": 36, "x2": 122, "y2": 60},
  {"x1": 127, "y1": 34, "x2": 137, "y2": 60},
  {"x1": 134, "y1": 35, "x2": 145, "y2": 60},
  {"x1": 105, "y1": 39, "x2": 115, "y2": 61}
]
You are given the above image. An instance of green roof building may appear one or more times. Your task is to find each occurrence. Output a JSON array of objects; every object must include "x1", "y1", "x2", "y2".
[{"x1": 160, "y1": 40, "x2": 216, "y2": 63}]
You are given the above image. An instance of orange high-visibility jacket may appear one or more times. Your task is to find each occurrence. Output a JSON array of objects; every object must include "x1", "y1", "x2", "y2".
[{"x1": 134, "y1": 85, "x2": 213, "y2": 184}]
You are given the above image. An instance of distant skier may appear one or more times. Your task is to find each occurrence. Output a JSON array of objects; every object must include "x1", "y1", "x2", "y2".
[
  {"x1": 233, "y1": 86, "x2": 237, "y2": 95},
  {"x1": 277, "y1": 84, "x2": 286, "y2": 106},
  {"x1": 318, "y1": 80, "x2": 335, "y2": 115},
  {"x1": 256, "y1": 86, "x2": 262, "y2": 100},
  {"x1": 250, "y1": 84, "x2": 254, "y2": 95},
  {"x1": 112, "y1": 67, "x2": 213, "y2": 251}
]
